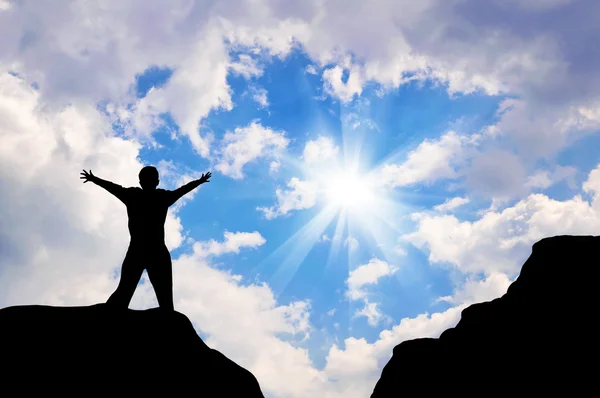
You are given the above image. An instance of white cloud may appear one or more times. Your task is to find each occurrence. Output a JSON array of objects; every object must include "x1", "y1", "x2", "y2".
[
  {"x1": 354, "y1": 300, "x2": 390, "y2": 327},
  {"x1": 1, "y1": 2, "x2": 598, "y2": 214},
  {"x1": 257, "y1": 177, "x2": 319, "y2": 220},
  {"x1": 3, "y1": 0, "x2": 600, "y2": 166},
  {"x1": 230, "y1": 54, "x2": 263, "y2": 79},
  {"x1": 403, "y1": 163, "x2": 600, "y2": 276},
  {"x1": 434, "y1": 196, "x2": 470, "y2": 213},
  {"x1": 251, "y1": 86, "x2": 269, "y2": 108},
  {"x1": 269, "y1": 160, "x2": 281, "y2": 174},
  {"x1": 437, "y1": 272, "x2": 512, "y2": 306},
  {"x1": 344, "y1": 236, "x2": 359, "y2": 252},
  {"x1": 0, "y1": 71, "x2": 185, "y2": 306},
  {"x1": 114, "y1": 28, "x2": 233, "y2": 158},
  {"x1": 525, "y1": 170, "x2": 553, "y2": 190},
  {"x1": 525, "y1": 165, "x2": 577, "y2": 190},
  {"x1": 379, "y1": 131, "x2": 478, "y2": 188},
  {"x1": 302, "y1": 136, "x2": 340, "y2": 165},
  {"x1": 215, "y1": 121, "x2": 289, "y2": 179},
  {"x1": 321, "y1": 304, "x2": 465, "y2": 396},
  {"x1": 393, "y1": 245, "x2": 407, "y2": 256},
  {"x1": 192, "y1": 231, "x2": 266, "y2": 258},
  {"x1": 486, "y1": 99, "x2": 600, "y2": 161},
  {"x1": 346, "y1": 258, "x2": 398, "y2": 301},
  {"x1": 0, "y1": 0, "x2": 11, "y2": 11},
  {"x1": 341, "y1": 112, "x2": 379, "y2": 131},
  {"x1": 583, "y1": 164, "x2": 600, "y2": 202},
  {"x1": 305, "y1": 65, "x2": 318, "y2": 75},
  {"x1": 322, "y1": 64, "x2": 364, "y2": 103},
  {"x1": 155, "y1": 160, "x2": 179, "y2": 188},
  {"x1": 152, "y1": 160, "x2": 209, "y2": 214}
]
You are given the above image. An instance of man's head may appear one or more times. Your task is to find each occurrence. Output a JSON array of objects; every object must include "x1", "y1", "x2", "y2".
[{"x1": 139, "y1": 166, "x2": 159, "y2": 190}]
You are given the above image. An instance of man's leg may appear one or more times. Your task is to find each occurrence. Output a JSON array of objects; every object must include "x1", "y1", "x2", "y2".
[
  {"x1": 106, "y1": 246, "x2": 144, "y2": 309},
  {"x1": 146, "y1": 247, "x2": 174, "y2": 311}
]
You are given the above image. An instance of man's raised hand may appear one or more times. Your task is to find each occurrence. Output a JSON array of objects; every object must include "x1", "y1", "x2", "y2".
[
  {"x1": 199, "y1": 171, "x2": 212, "y2": 184},
  {"x1": 80, "y1": 169, "x2": 96, "y2": 184}
]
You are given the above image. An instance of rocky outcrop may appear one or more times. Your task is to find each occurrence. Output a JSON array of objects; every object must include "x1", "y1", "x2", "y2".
[
  {"x1": 371, "y1": 235, "x2": 599, "y2": 396},
  {"x1": 0, "y1": 304, "x2": 265, "y2": 396}
]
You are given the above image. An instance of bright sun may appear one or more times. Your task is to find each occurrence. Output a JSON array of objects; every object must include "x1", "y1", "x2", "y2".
[
  {"x1": 259, "y1": 135, "x2": 408, "y2": 293},
  {"x1": 326, "y1": 172, "x2": 366, "y2": 209},
  {"x1": 323, "y1": 170, "x2": 378, "y2": 212}
]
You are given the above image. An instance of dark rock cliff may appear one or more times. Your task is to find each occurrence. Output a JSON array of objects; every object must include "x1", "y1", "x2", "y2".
[
  {"x1": 371, "y1": 235, "x2": 599, "y2": 396},
  {"x1": 0, "y1": 303, "x2": 265, "y2": 396}
]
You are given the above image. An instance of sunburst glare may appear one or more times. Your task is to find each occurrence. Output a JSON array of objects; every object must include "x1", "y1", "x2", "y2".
[
  {"x1": 323, "y1": 169, "x2": 376, "y2": 210},
  {"x1": 252, "y1": 114, "x2": 419, "y2": 298}
]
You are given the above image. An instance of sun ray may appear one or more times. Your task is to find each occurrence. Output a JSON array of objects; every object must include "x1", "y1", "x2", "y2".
[
  {"x1": 253, "y1": 102, "x2": 440, "y2": 309},
  {"x1": 325, "y1": 209, "x2": 347, "y2": 271},
  {"x1": 339, "y1": 103, "x2": 369, "y2": 168},
  {"x1": 360, "y1": 197, "x2": 409, "y2": 235},
  {"x1": 254, "y1": 204, "x2": 339, "y2": 298},
  {"x1": 352, "y1": 211, "x2": 402, "y2": 263},
  {"x1": 346, "y1": 207, "x2": 366, "y2": 328}
]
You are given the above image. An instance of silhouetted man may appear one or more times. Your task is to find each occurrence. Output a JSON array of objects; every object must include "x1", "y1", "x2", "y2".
[{"x1": 80, "y1": 166, "x2": 211, "y2": 311}]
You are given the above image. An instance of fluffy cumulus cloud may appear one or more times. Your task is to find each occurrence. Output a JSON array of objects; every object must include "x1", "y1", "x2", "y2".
[
  {"x1": 250, "y1": 86, "x2": 269, "y2": 108},
  {"x1": 346, "y1": 258, "x2": 398, "y2": 301},
  {"x1": 344, "y1": 236, "x2": 360, "y2": 252},
  {"x1": 2, "y1": 0, "x2": 600, "y2": 138},
  {"x1": 2, "y1": 0, "x2": 599, "y2": 195},
  {"x1": 379, "y1": 131, "x2": 479, "y2": 188},
  {"x1": 257, "y1": 177, "x2": 319, "y2": 219},
  {"x1": 344, "y1": 258, "x2": 398, "y2": 327},
  {"x1": 322, "y1": 64, "x2": 364, "y2": 103},
  {"x1": 192, "y1": 231, "x2": 266, "y2": 258},
  {"x1": 434, "y1": 196, "x2": 470, "y2": 213},
  {"x1": 437, "y1": 272, "x2": 513, "y2": 306},
  {"x1": 321, "y1": 304, "x2": 465, "y2": 396},
  {"x1": 403, "y1": 163, "x2": 600, "y2": 277},
  {"x1": 254, "y1": 135, "x2": 342, "y2": 220},
  {"x1": 354, "y1": 300, "x2": 390, "y2": 327},
  {"x1": 215, "y1": 121, "x2": 289, "y2": 179},
  {"x1": 0, "y1": 70, "x2": 185, "y2": 305},
  {"x1": 302, "y1": 136, "x2": 340, "y2": 165}
]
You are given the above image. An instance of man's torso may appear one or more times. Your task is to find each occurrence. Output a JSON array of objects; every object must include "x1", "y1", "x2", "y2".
[{"x1": 123, "y1": 188, "x2": 170, "y2": 245}]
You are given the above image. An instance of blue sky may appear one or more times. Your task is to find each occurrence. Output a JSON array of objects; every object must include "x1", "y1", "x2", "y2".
[
  {"x1": 127, "y1": 48, "x2": 563, "y2": 366},
  {"x1": 2, "y1": 1, "x2": 600, "y2": 397}
]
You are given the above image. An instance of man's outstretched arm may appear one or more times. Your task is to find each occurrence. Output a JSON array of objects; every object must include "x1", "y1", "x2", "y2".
[
  {"x1": 80, "y1": 169, "x2": 128, "y2": 204},
  {"x1": 166, "y1": 171, "x2": 211, "y2": 207}
]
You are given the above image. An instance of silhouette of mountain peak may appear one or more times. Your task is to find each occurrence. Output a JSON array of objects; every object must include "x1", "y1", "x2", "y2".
[
  {"x1": 0, "y1": 304, "x2": 265, "y2": 396},
  {"x1": 371, "y1": 235, "x2": 599, "y2": 396}
]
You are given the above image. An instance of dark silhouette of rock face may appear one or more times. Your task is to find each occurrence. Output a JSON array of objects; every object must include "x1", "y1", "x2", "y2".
[
  {"x1": 0, "y1": 304, "x2": 264, "y2": 396},
  {"x1": 371, "y1": 235, "x2": 599, "y2": 397}
]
